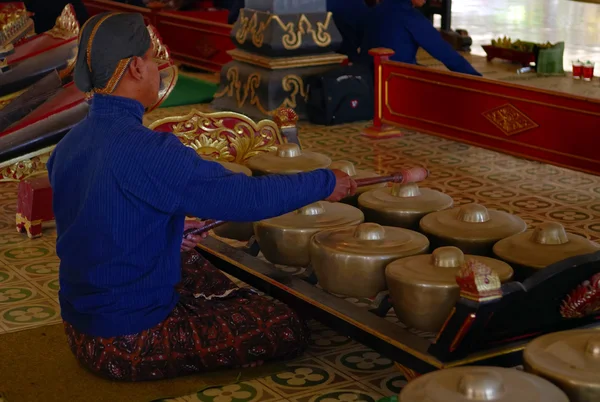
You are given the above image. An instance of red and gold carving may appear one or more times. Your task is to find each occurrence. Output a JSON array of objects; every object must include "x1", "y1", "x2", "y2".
[
  {"x1": 272, "y1": 107, "x2": 298, "y2": 129},
  {"x1": 148, "y1": 110, "x2": 284, "y2": 164},
  {"x1": 148, "y1": 25, "x2": 170, "y2": 62},
  {"x1": 456, "y1": 259, "x2": 503, "y2": 302},
  {"x1": 482, "y1": 104, "x2": 538, "y2": 136},
  {"x1": 0, "y1": 147, "x2": 53, "y2": 183},
  {"x1": 0, "y1": 2, "x2": 33, "y2": 51},
  {"x1": 560, "y1": 273, "x2": 600, "y2": 318}
]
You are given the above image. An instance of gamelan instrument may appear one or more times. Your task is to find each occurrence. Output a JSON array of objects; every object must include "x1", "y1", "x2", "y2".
[
  {"x1": 493, "y1": 222, "x2": 600, "y2": 280},
  {"x1": 385, "y1": 246, "x2": 513, "y2": 332},
  {"x1": 358, "y1": 182, "x2": 453, "y2": 230},
  {"x1": 309, "y1": 223, "x2": 429, "y2": 298},
  {"x1": 245, "y1": 143, "x2": 331, "y2": 175},
  {"x1": 254, "y1": 201, "x2": 364, "y2": 267},
  {"x1": 524, "y1": 329, "x2": 600, "y2": 402},
  {"x1": 419, "y1": 203, "x2": 527, "y2": 255},
  {"x1": 329, "y1": 160, "x2": 384, "y2": 206},
  {"x1": 398, "y1": 366, "x2": 569, "y2": 402},
  {"x1": 184, "y1": 167, "x2": 430, "y2": 240}
]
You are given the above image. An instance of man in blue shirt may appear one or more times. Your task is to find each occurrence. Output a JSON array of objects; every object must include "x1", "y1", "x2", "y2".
[
  {"x1": 48, "y1": 12, "x2": 356, "y2": 381},
  {"x1": 360, "y1": 0, "x2": 481, "y2": 76}
]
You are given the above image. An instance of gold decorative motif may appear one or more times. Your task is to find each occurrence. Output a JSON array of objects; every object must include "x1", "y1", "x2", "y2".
[
  {"x1": 560, "y1": 273, "x2": 600, "y2": 318},
  {"x1": 228, "y1": 48, "x2": 347, "y2": 70},
  {"x1": 482, "y1": 104, "x2": 538, "y2": 136},
  {"x1": 148, "y1": 110, "x2": 284, "y2": 164},
  {"x1": 456, "y1": 259, "x2": 503, "y2": 302},
  {"x1": 272, "y1": 107, "x2": 298, "y2": 129},
  {"x1": 46, "y1": 4, "x2": 80, "y2": 40},
  {"x1": 0, "y1": 4, "x2": 33, "y2": 51},
  {"x1": 235, "y1": 9, "x2": 333, "y2": 50},
  {"x1": 0, "y1": 146, "x2": 54, "y2": 182},
  {"x1": 214, "y1": 67, "x2": 308, "y2": 116},
  {"x1": 148, "y1": 25, "x2": 170, "y2": 62}
]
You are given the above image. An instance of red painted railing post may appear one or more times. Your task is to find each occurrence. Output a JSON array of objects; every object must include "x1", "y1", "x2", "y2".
[{"x1": 363, "y1": 48, "x2": 403, "y2": 139}]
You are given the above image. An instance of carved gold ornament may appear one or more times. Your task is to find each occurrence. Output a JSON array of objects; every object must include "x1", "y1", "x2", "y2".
[
  {"x1": 0, "y1": 146, "x2": 54, "y2": 182},
  {"x1": 214, "y1": 67, "x2": 308, "y2": 115},
  {"x1": 148, "y1": 109, "x2": 284, "y2": 164},
  {"x1": 46, "y1": 4, "x2": 79, "y2": 40},
  {"x1": 560, "y1": 273, "x2": 600, "y2": 318},
  {"x1": 235, "y1": 9, "x2": 333, "y2": 50},
  {"x1": 482, "y1": 104, "x2": 538, "y2": 136},
  {"x1": 0, "y1": 4, "x2": 33, "y2": 50},
  {"x1": 456, "y1": 259, "x2": 503, "y2": 302},
  {"x1": 148, "y1": 25, "x2": 170, "y2": 62}
]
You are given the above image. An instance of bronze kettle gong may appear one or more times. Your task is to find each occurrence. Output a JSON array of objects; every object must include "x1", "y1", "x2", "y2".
[
  {"x1": 309, "y1": 223, "x2": 429, "y2": 298},
  {"x1": 419, "y1": 203, "x2": 527, "y2": 255},
  {"x1": 358, "y1": 182, "x2": 453, "y2": 230},
  {"x1": 246, "y1": 143, "x2": 331, "y2": 175}
]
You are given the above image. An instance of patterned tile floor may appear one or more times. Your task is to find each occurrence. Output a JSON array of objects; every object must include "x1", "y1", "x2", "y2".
[{"x1": 1, "y1": 102, "x2": 600, "y2": 401}]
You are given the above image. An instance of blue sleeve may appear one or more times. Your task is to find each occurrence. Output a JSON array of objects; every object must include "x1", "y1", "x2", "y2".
[
  {"x1": 405, "y1": 13, "x2": 482, "y2": 76},
  {"x1": 113, "y1": 130, "x2": 336, "y2": 222}
]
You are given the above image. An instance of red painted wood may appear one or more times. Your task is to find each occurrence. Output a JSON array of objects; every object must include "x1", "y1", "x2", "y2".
[
  {"x1": 16, "y1": 177, "x2": 54, "y2": 238},
  {"x1": 376, "y1": 58, "x2": 600, "y2": 175}
]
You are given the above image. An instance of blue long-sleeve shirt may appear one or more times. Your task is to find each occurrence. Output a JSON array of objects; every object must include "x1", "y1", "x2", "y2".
[
  {"x1": 47, "y1": 94, "x2": 336, "y2": 337},
  {"x1": 359, "y1": 0, "x2": 481, "y2": 76}
]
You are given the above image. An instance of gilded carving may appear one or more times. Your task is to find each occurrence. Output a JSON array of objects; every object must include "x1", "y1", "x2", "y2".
[
  {"x1": 456, "y1": 259, "x2": 503, "y2": 302},
  {"x1": 560, "y1": 273, "x2": 600, "y2": 318},
  {"x1": 0, "y1": 146, "x2": 54, "y2": 182},
  {"x1": 46, "y1": 4, "x2": 79, "y2": 40},
  {"x1": 482, "y1": 104, "x2": 538, "y2": 136},
  {"x1": 214, "y1": 67, "x2": 308, "y2": 115},
  {"x1": 0, "y1": 4, "x2": 33, "y2": 50},
  {"x1": 148, "y1": 25, "x2": 170, "y2": 62},
  {"x1": 148, "y1": 110, "x2": 284, "y2": 164},
  {"x1": 235, "y1": 9, "x2": 333, "y2": 50},
  {"x1": 395, "y1": 363, "x2": 421, "y2": 382}
]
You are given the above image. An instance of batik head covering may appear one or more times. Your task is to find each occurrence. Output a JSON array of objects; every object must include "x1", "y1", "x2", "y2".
[{"x1": 74, "y1": 12, "x2": 151, "y2": 95}]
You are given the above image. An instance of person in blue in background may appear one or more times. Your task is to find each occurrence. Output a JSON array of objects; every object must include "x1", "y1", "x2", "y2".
[
  {"x1": 359, "y1": 0, "x2": 481, "y2": 76},
  {"x1": 227, "y1": 0, "x2": 369, "y2": 64}
]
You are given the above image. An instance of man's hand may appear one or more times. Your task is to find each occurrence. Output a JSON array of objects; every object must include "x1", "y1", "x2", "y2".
[
  {"x1": 325, "y1": 169, "x2": 357, "y2": 202},
  {"x1": 181, "y1": 219, "x2": 209, "y2": 252}
]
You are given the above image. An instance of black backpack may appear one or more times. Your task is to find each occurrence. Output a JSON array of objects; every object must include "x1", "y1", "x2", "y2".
[{"x1": 305, "y1": 65, "x2": 374, "y2": 126}]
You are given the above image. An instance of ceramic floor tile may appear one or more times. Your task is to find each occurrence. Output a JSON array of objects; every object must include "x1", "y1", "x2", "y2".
[
  {"x1": 361, "y1": 371, "x2": 407, "y2": 397},
  {"x1": 0, "y1": 263, "x2": 27, "y2": 286},
  {"x1": 287, "y1": 382, "x2": 385, "y2": 402},
  {"x1": 258, "y1": 357, "x2": 354, "y2": 398},
  {"x1": 317, "y1": 346, "x2": 396, "y2": 382},
  {"x1": 31, "y1": 277, "x2": 60, "y2": 301},
  {"x1": 306, "y1": 321, "x2": 359, "y2": 356},
  {"x1": 0, "y1": 244, "x2": 57, "y2": 268},
  {"x1": 0, "y1": 280, "x2": 52, "y2": 307},
  {"x1": 0, "y1": 297, "x2": 61, "y2": 333},
  {"x1": 166, "y1": 380, "x2": 285, "y2": 402},
  {"x1": 6, "y1": 257, "x2": 60, "y2": 281}
]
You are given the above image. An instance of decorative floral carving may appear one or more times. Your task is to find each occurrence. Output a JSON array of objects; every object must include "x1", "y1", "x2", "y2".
[
  {"x1": 456, "y1": 259, "x2": 503, "y2": 302},
  {"x1": 46, "y1": 4, "x2": 79, "y2": 40},
  {"x1": 272, "y1": 107, "x2": 298, "y2": 129},
  {"x1": 149, "y1": 110, "x2": 284, "y2": 164},
  {"x1": 482, "y1": 104, "x2": 538, "y2": 136},
  {"x1": 148, "y1": 25, "x2": 170, "y2": 62},
  {"x1": 0, "y1": 4, "x2": 32, "y2": 50},
  {"x1": 560, "y1": 273, "x2": 600, "y2": 318},
  {"x1": 0, "y1": 147, "x2": 54, "y2": 182},
  {"x1": 214, "y1": 67, "x2": 308, "y2": 116},
  {"x1": 235, "y1": 9, "x2": 333, "y2": 50}
]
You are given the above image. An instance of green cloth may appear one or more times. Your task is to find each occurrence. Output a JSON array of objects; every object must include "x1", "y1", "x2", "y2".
[
  {"x1": 536, "y1": 42, "x2": 565, "y2": 76},
  {"x1": 160, "y1": 74, "x2": 218, "y2": 108}
]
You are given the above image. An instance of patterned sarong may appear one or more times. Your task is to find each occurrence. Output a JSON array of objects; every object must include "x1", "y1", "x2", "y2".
[{"x1": 63, "y1": 251, "x2": 309, "y2": 381}]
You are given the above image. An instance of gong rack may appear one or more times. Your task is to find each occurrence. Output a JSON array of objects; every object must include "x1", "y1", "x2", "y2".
[{"x1": 197, "y1": 236, "x2": 600, "y2": 376}]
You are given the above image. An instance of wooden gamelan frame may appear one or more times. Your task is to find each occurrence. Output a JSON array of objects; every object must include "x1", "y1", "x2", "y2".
[
  {"x1": 197, "y1": 236, "x2": 600, "y2": 378},
  {"x1": 364, "y1": 48, "x2": 600, "y2": 176}
]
